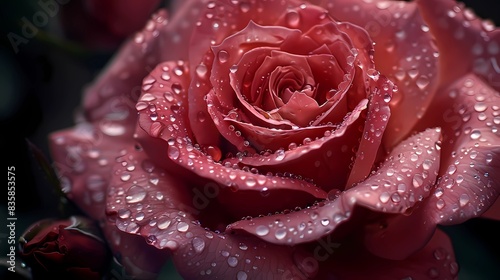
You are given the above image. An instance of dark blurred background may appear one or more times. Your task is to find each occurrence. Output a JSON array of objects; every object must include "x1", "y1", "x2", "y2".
[{"x1": 0, "y1": 0, "x2": 499, "y2": 279}]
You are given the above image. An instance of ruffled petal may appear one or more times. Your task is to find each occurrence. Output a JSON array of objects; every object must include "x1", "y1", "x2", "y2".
[
  {"x1": 417, "y1": 74, "x2": 500, "y2": 225},
  {"x1": 416, "y1": 0, "x2": 500, "y2": 91},
  {"x1": 228, "y1": 128, "x2": 441, "y2": 251},
  {"x1": 49, "y1": 122, "x2": 132, "y2": 219},
  {"x1": 312, "y1": 0, "x2": 439, "y2": 148},
  {"x1": 346, "y1": 75, "x2": 393, "y2": 187}
]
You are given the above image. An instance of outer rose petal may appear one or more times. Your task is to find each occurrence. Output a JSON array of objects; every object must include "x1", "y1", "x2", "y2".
[
  {"x1": 417, "y1": 74, "x2": 500, "y2": 225},
  {"x1": 48, "y1": 12, "x2": 189, "y2": 218},
  {"x1": 416, "y1": 0, "x2": 500, "y2": 91},
  {"x1": 83, "y1": 1, "x2": 208, "y2": 124},
  {"x1": 310, "y1": 0, "x2": 439, "y2": 149},
  {"x1": 105, "y1": 145, "x2": 317, "y2": 279},
  {"x1": 49, "y1": 122, "x2": 132, "y2": 219},
  {"x1": 228, "y1": 128, "x2": 441, "y2": 254}
]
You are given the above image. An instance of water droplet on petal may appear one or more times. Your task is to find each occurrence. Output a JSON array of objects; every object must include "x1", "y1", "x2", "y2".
[
  {"x1": 126, "y1": 222, "x2": 140, "y2": 233},
  {"x1": 157, "y1": 218, "x2": 171, "y2": 230},
  {"x1": 274, "y1": 149, "x2": 285, "y2": 161},
  {"x1": 237, "y1": 271, "x2": 248, "y2": 280},
  {"x1": 275, "y1": 228, "x2": 287, "y2": 240},
  {"x1": 126, "y1": 185, "x2": 146, "y2": 203},
  {"x1": 375, "y1": 1, "x2": 390, "y2": 9},
  {"x1": 218, "y1": 50, "x2": 229, "y2": 63},
  {"x1": 239, "y1": 243, "x2": 248, "y2": 250},
  {"x1": 486, "y1": 153, "x2": 493, "y2": 164},
  {"x1": 136, "y1": 102, "x2": 148, "y2": 111},
  {"x1": 196, "y1": 64, "x2": 208, "y2": 78},
  {"x1": 470, "y1": 130, "x2": 481, "y2": 140},
  {"x1": 164, "y1": 240, "x2": 179, "y2": 250},
  {"x1": 380, "y1": 192, "x2": 390, "y2": 203},
  {"x1": 459, "y1": 193, "x2": 470, "y2": 207},
  {"x1": 100, "y1": 122, "x2": 126, "y2": 136},
  {"x1": 474, "y1": 102, "x2": 487, "y2": 112},
  {"x1": 427, "y1": 267, "x2": 439, "y2": 279},
  {"x1": 260, "y1": 187, "x2": 270, "y2": 197},
  {"x1": 416, "y1": 75, "x2": 430, "y2": 90},
  {"x1": 367, "y1": 69, "x2": 380, "y2": 81},
  {"x1": 168, "y1": 146, "x2": 180, "y2": 160},
  {"x1": 227, "y1": 256, "x2": 238, "y2": 267},
  {"x1": 412, "y1": 174, "x2": 424, "y2": 188},
  {"x1": 256, "y1": 225, "x2": 269, "y2": 236},
  {"x1": 192, "y1": 237, "x2": 205, "y2": 253},
  {"x1": 206, "y1": 145, "x2": 222, "y2": 161},
  {"x1": 391, "y1": 193, "x2": 401, "y2": 203},
  {"x1": 134, "y1": 33, "x2": 145, "y2": 43},
  {"x1": 177, "y1": 222, "x2": 189, "y2": 232},
  {"x1": 285, "y1": 10, "x2": 300, "y2": 28},
  {"x1": 436, "y1": 199, "x2": 445, "y2": 209},
  {"x1": 450, "y1": 262, "x2": 459, "y2": 275},
  {"x1": 118, "y1": 208, "x2": 131, "y2": 219},
  {"x1": 246, "y1": 177, "x2": 256, "y2": 187},
  {"x1": 433, "y1": 248, "x2": 446, "y2": 260}
]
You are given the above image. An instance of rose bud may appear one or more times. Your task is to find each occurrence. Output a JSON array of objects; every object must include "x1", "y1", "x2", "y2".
[{"x1": 19, "y1": 216, "x2": 111, "y2": 280}]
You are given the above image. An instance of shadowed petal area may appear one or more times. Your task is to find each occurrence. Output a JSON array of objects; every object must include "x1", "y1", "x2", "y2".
[
  {"x1": 86, "y1": 0, "x2": 161, "y2": 37},
  {"x1": 83, "y1": 1, "x2": 208, "y2": 125},
  {"x1": 104, "y1": 146, "x2": 317, "y2": 279},
  {"x1": 171, "y1": 229, "x2": 318, "y2": 280},
  {"x1": 49, "y1": 122, "x2": 133, "y2": 219},
  {"x1": 482, "y1": 197, "x2": 500, "y2": 220},
  {"x1": 317, "y1": 229, "x2": 458, "y2": 279},
  {"x1": 102, "y1": 226, "x2": 169, "y2": 280},
  {"x1": 416, "y1": 0, "x2": 500, "y2": 91},
  {"x1": 228, "y1": 128, "x2": 441, "y2": 252},
  {"x1": 310, "y1": 0, "x2": 439, "y2": 149},
  {"x1": 417, "y1": 74, "x2": 500, "y2": 225}
]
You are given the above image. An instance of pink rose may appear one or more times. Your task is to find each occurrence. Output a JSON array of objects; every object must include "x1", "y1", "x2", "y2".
[{"x1": 49, "y1": 0, "x2": 500, "y2": 279}]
